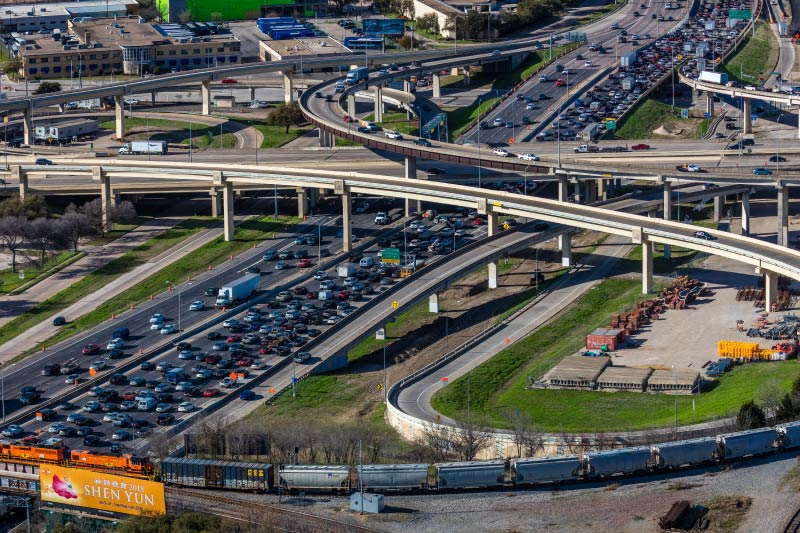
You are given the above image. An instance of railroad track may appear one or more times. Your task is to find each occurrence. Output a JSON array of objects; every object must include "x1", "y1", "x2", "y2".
[
  {"x1": 784, "y1": 507, "x2": 800, "y2": 533},
  {"x1": 166, "y1": 487, "x2": 378, "y2": 533}
]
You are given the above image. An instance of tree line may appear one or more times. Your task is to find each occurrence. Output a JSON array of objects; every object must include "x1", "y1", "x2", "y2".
[{"x1": 0, "y1": 195, "x2": 135, "y2": 273}]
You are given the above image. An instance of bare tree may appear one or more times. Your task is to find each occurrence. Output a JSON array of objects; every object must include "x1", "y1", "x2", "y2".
[
  {"x1": 453, "y1": 419, "x2": 492, "y2": 461},
  {"x1": 58, "y1": 212, "x2": 95, "y2": 252},
  {"x1": 0, "y1": 216, "x2": 28, "y2": 272},
  {"x1": 757, "y1": 379, "x2": 783, "y2": 422},
  {"x1": 79, "y1": 198, "x2": 137, "y2": 237},
  {"x1": 25, "y1": 217, "x2": 62, "y2": 267}
]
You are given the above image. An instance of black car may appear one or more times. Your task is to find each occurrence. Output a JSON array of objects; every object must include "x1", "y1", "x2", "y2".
[
  {"x1": 533, "y1": 222, "x2": 550, "y2": 231},
  {"x1": 770, "y1": 155, "x2": 787, "y2": 162},
  {"x1": 175, "y1": 341, "x2": 192, "y2": 351},
  {"x1": 109, "y1": 374, "x2": 128, "y2": 386},
  {"x1": 141, "y1": 362, "x2": 155, "y2": 371},
  {"x1": 205, "y1": 287, "x2": 218, "y2": 297},
  {"x1": 157, "y1": 413, "x2": 176, "y2": 426},
  {"x1": 414, "y1": 138, "x2": 432, "y2": 147},
  {"x1": 207, "y1": 331, "x2": 222, "y2": 340},
  {"x1": 108, "y1": 348, "x2": 125, "y2": 359},
  {"x1": 41, "y1": 364, "x2": 60, "y2": 376},
  {"x1": 83, "y1": 434, "x2": 101, "y2": 447},
  {"x1": 426, "y1": 168, "x2": 444, "y2": 175},
  {"x1": 52, "y1": 316, "x2": 66, "y2": 326}
]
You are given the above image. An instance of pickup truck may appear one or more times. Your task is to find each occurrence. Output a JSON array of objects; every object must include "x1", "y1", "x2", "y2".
[{"x1": 574, "y1": 144, "x2": 600, "y2": 153}]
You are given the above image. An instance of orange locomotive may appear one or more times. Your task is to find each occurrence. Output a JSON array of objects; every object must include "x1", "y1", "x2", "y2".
[
  {"x1": 0, "y1": 440, "x2": 154, "y2": 477},
  {"x1": 0, "y1": 440, "x2": 66, "y2": 464},
  {"x1": 70, "y1": 450, "x2": 155, "y2": 476}
]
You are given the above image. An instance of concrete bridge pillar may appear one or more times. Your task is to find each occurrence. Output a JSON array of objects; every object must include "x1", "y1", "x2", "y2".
[
  {"x1": 573, "y1": 180, "x2": 582, "y2": 203},
  {"x1": 95, "y1": 167, "x2": 113, "y2": 230},
  {"x1": 642, "y1": 239, "x2": 654, "y2": 294},
  {"x1": 584, "y1": 181, "x2": 596, "y2": 203},
  {"x1": 561, "y1": 233, "x2": 572, "y2": 267},
  {"x1": 249, "y1": 87, "x2": 256, "y2": 101},
  {"x1": 11, "y1": 166, "x2": 27, "y2": 202},
  {"x1": 428, "y1": 293, "x2": 439, "y2": 313},
  {"x1": 201, "y1": 80, "x2": 211, "y2": 115},
  {"x1": 404, "y1": 156, "x2": 421, "y2": 216},
  {"x1": 558, "y1": 177, "x2": 568, "y2": 202},
  {"x1": 777, "y1": 186, "x2": 789, "y2": 246},
  {"x1": 318, "y1": 129, "x2": 334, "y2": 148},
  {"x1": 113, "y1": 94, "x2": 124, "y2": 140},
  {"x1": 713, "y1": 195, "x2": 723, "y2": 222},
  {"x1": 341, "y1": 184, "x2": 352, "y2": 252},
  {"x1": 347, "y1": 94, "x2": 356, "y2": 118},
  {"x1": 743, "y1": 98, "x2": 753, "y2": 135},
  {"x1": 765, "y1": 270, "x2": 779, "y2": 311},
  {"x1": 487, "y1": 212, "x2": 499, "y2": 236},
  {"x1": 488, "y1": 262, "x2": 498, "y2": 289},
  {"x1": 558, "y1": 177, "x2": 570, "y2": 256},
  {"x1": 741, "y1": 191, "x2": 750, "y2": 236},
  {"x1": 210, "y1": 188, "x2": 222, "y2": 217},
  {"x1": 282, "y1": 71, "x2": 294, "y2": 104},
  {"x1": 296, "y1": 187, "x2": 308, "y2": 218},
  {"x1": 432, "y1": 73, "x2": 441, "y2": 99},
  {"x1": 151, "y1": 90, "x2": 156, "y2": 106},
  {"x1": 705, "y1": 93, "x2": 714, "y2": 117},
  {"x1": 223, "y1": 181, "x2": 234, "y2": 242},
  {"x1": 373, "y1": 85, "x2": 384, "y2": 122},
  {"x1": 597, "y1": 179, "x2": 607, "y2": 201},
  {"x1": 663, "y1": 181, "x2": 672, "y2": 259}
]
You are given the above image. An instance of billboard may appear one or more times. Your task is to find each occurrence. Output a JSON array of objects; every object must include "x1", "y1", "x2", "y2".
[
  {"x1": 40, "y1": 465, "x2": 165, "y2": 517},
  {"x1": 362, "y1": 19, "x2": 406, "y2": 37}
]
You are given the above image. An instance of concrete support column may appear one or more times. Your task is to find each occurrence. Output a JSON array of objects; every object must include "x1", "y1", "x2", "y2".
[
  {"x1": 222, "y1": 181, "x2": 234, "y2": 242},
  {"x1": 282, "y1": 71, "x2": 294, "y2": 104},
  {"x1": 12, "y1": 166, "x2": 27, "y2": 202},
  {"x1": 463, "y1": 70, "x2": 471, "y2": 86},
  {"x1": 210, "y1": 188, "x2": 222, "y2": 218},
  {"x1": 765, "y1": 270, "x2": 779, "y2": 312},
  {"x1": 663, "y1": 181, "x2": 672, "y2": 259},
  {"x1": 713, "y1": 195, "x2": 723, "y2": 223},
  {"x1": 561, "y1": 232, "x2": 572, "y2": 267},
  {"x1": 249, "y1": 87, "x2": 255, "y2": 101},
  {"x1": 642, "y1": 239, "x2": 654, "y2": 294},
  {"x1": 558, "y1": 177, "x2": 568, "y2": 202},
  {"x1": 597, "y1": 179, "x2": 607, "y2": 201},
  {"x1": 487, "y1": 212, "x2": 499, "y2": 237},
  {"x1": 404, "y1": 155, "x2": 421, "y2": 216},
  {"x1": 201, "y1": 80, "x2": 211, "y2": 115},
  {"x1": 777, "y1": 186, "x2": 789, "y2": 246},
  {"x1": 573, "y1": 180, "x2": 581, "y2": 203},
  {"x1": 318, "y1": 129, "x2": 332, "y2": 148},
  {"x1": 113, "y1": 94, "x2": 124, "y2": 140},
  {"x1": 296, "y1": 187, "x2": 307, "y2": 218},
  {"x1": 150, "y1": 90, "x2": 156, "y2": 106},
  {"x1": 342, "y1": 186, "x2": 352, "y2": 252},
  {"x1": 347, "y1": 94, "x2": 356, "y2": 118},
  {"x1": 584, "y1": 181, "x2": 596, "y2": 203},
  {"x1": 488, "y1": 262, "x2": 498, "y2": 289},
  {"x1": 428, "y1": 293, "x2": 439, "y2": 313},
  {"x1": 308, "y1": 188, "x2": 319, "y2": 211},
  {"x1": 373, "y1": 85, "x2": 383, "y2": 122},
  {"x1": 705, "y1": 93, "x2": 714, "y2": 117},
  {"x1": 741, "y1": 191, "x2": 750, "y2": 236},
  {"x1": 743, "y1": 98, "x2": 753, "y2": 134},
  {"x1": 432, "y1": 74, "x2": 441, "y2": 99},
  {"x1": 96, "y1": 168, "x2": 112, "y2": 230}
]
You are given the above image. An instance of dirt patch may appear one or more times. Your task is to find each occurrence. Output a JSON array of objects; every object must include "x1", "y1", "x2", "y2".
[{"x1": 702, "y1": 495, "x2": 752, "y2": 533}]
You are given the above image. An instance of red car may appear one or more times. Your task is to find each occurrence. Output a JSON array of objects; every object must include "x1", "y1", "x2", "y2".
[
  {"x1": 343, "y1": 115, "x2": 353, "y2": 123},
  {"x1": 238, "y1": 357, "x2": 254, "y2": 367},
  {"x1": 631, "y1": 143, "x2": 650, "y2": 151},
  {"x1": 297, "y1": 258, "x2": 312, "y2": 268},
  {"x1": 121, "y1": 391, "x2": 136, "y2": 401},
  {"x1": 226, "y1": 335, "x2": 241, "y2": 343},
  {"x1": 204, "y1": 354, "x2": 222, "y2": 365},
  {"x1": 82, "y1": 344, "x2": 100, "y2": 355},
  {"x1": 555, "y1": 79, "x2": 565, "y2": 87},
  {"x1": 203, "y1": 388, "x2": 220, "y2": 398},
  {"x1": 221, "y1": 78, "x2": 237, "y2": 84},
  {"x1": 258, "y1": 347, "x2": 272, "y2": 355},
  {"x1": 338, "y1": 290, "x2": 350, "y2": 300},
  {"x1": 472, "y1": 218, "x2": 485, "y2": 226}
]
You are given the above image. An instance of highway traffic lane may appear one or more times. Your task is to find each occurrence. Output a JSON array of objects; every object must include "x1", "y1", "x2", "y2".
[
  {"x1": 399, "y1": 232, "x2": 634, "y2": 424},
  {"x1": 18, "y1": 209, "x2": 488, "y2": 450},
  {"x1": 0, "y1": 214, "x2": 378, "y2": 412}
]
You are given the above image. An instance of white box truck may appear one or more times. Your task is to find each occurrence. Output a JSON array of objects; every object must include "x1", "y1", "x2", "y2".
[
  {"x1": 337, "y1": 263, "x2": 357, "y2": 277},
  {"x1": 215, "y1": 273, "x2": 260, "y2": 308},
  {"x1": 620, "y1": 51, "x2": 637, "y2": 68},
  {"x1": 698, "y1": 71, "x2": 728, "y2": 84},
  {"x1": 118, "y1": 140, "x2": 168, "y2": 155}
]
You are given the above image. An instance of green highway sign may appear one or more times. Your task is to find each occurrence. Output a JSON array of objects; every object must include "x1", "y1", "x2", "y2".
[
  {"x1": 381, "y1": 248, "x2": 401, "y2": 263},
  {"x1": 605, "y1": 119, "x2": 616, "y2": 130},
  {"x1": 680, "y1": 108, "x2": 689, "y2": 119},
  {"x1": 729, "y1": 9, "x2": 752, "y2": 18}
]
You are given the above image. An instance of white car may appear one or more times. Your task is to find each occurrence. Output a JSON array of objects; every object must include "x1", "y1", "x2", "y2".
[
  {"x1": 150, "y1": 321, "x2": 163, "y2": 331},
  {"x1": 687, "y1": 164, "x2": 701, "y2": 172},
  {"x1": 160, "y1": 324, "x2": 177, "y2": 334},
  {"x1": 123, "y1": 98, "x2": 139, "y2": 105},
  {"x1": 220, "y1": 377, "x2": 236, "y2": 388},
  {"x1": 493, "y1": 118, "x2": 504, "y2": 127},
  {"x1": 251, "y1": 360, "x2": 267, "y2": 370},
  {"x1": 385, "y1": 131, "x2": 403, "y2": 140},
  {"x1": 493, "y1": 148, "x2": 510, "y2": 157},
  {"x1": 149, "y1": 313, "x2": 165, "y2": 324},
  {"x1": 518, "y1": 153, "x2": 540, "y2": 161},
  {"x1": 744, "y1": 84, "x2": 756, "y2": 91},
  {"x1": 275, "y1": 260, "x2": 288, "y2": 270},
  {"x1": 89, "y1": 360, "x2": 106, "y2": 371},
  {"x1": 320, "y1": 279, "x2": 335, "y2": 290},
  {"x1": 106, "y1": 338, "x2": 124, "y2": 350},
  {"x1": 526, "y1": 102, "x2": 536, "y2": 110},
  {"x1": 584, "y1": 60, "x2": 593, "y2": 67},
  {"x1": 314, "y1": 271, "x2": 328, "y2": 280},
  {"x1": 177, "y1": 402, "x2": 195, "y2": 412},
  {"x1": 189, "y1": 300, "x2": 204, "y2": 311}
]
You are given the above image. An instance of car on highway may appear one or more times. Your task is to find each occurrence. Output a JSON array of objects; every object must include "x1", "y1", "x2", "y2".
[
  {"x1": 518, "y1": 153, "x2": 539, "y2": 161},
  {"x1": 189, "y1": 300, "x2": 204, "y2": 311},
  {"x1": 753, "y1": 167, "x2": 773, "y2": 175},
  {"x1": 220, "y1": 377, "x2": 236, "y2": 388},
  {"x1": 414, "y1": 138, "x2": 431, "y2": 147},
  {"x1": 89, "y1": 361, "x2": 106, "y2": 372},
  {"x1": 385, "y1": 131, "x2": 403, "y2": 140},
  {"x1": 297, "y1": 258, "x2": 312, "y2": 268},
  {"x1": 694, "y1": 230, "x2": 714, "y2": 240},
  {"x1": 150, "y1": 313, "x2": 165, "y2": 324},
  {"x1": 160, "y1": 324, "x2": 177, "y2": 334},
  {"x1": 196, "y1": 369, "x2": 213, "y2": 379},
  {"x1": 83, "y1": 401, "x2": 101, "y2": 412},
  {"x1": 177, "y1": 401, "x2": 195, "y2": 412},
  {"x1": 221, "y1": 78, "x2": 237, "y2": 84},
  {"x1": 293, "y1": 351, "x2": 312, "y2": 363},
  {"x1": 555, "y1": 79, "x2": 565, "y2": 87},
  {"x1": 65, "y1": 373, "x2": 81, "y2": 384},
  {"x1": 631, "y1": 143, "x2": 650, "y2": 150},
  {"x1": 239, "y1": 390, "x2": 256, "y2": 401},
  {"x1": 1, "y1": 425, "x2": 23, "y2": 438},
  {"x1": 155, "y1": 403, "x2": 172, "y2": 413},
  {"x1": 129, "y1": 376, "x2": 146, "y2": 387},
  {"x1": 112, "y1": 430, "x2": 131, "y2": 441},
  {"x1": 83, "y1": 434, "x2": 101, "y2": 447},
  {"x1": 275, "y1": 260, "x2": 288, "y2": 270},
  {"x1": 492, "y1": 148, "x2": 510, "y2": 157},
  {"x1": 35, "y1": 158, "x2": 53, "y2": 165},
  {"x1": 53, "y1": 316, "x2": 66, "y2": 326},
  {"x1": 82, "y1": 344, "x2": 100, "y2": 355},
  {"x1": 157, "y1": 413, "x2": 176, "y2": 425},
  {"x1": 769, "y1": 155, "x2": 787, "y2": 162},
  {"x1": 203, "y1": 388, "x2": 220, "y2": 398}
]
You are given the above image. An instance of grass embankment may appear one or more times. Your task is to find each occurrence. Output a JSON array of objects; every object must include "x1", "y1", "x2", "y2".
[
  {"x1": 578, "y1": 0, "x2": 627, "y2": 26},
  {"x1": 0, "y1": 251, "x2": 82, "y2": 294},
  {"x1": 84, "y1": 221, "x2": 142, "y2": 246},
  {"x1": 615, "y1": 100, "x2": 711, "y2": 140},
  {"x1": 0, "y1": 216, "x2": 297, "y2": 360},
  {"x1": 364, "y1": 111, "x2": 419, "y2": 136},
  {"x1": 722, "y1": 22, "x2": 778, "y2": 85},
  {"x1": 247, "y1": 122, "x2": 313, "y2": 148},
  {"x1": 99, "y1": 118, "x2": 238, "y2": 149},
  {"x1": 348, "y1": 300, "x2": 431, "y2": 363},
  {"x1": 448, "y1": 97, "x2": 501, "y2": 139}
]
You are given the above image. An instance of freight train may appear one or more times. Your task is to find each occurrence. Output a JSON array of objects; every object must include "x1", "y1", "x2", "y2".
[
  {"x1": 159, "y1": 422, "x2": 800, "y2": 493},
  {"x1": 0, "y1": 438, "x2": 155, "y2": 477}
]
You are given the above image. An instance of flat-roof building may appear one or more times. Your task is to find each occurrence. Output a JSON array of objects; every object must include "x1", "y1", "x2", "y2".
[
  {"x1": 647, "y1": 369, "x2": 702, "y2": 394},
  {"x1": 0, "y1": 2, "x2": 137, "y2": 33},
  {"x1": 596, "y1": 366, "x2": 653, "y2": 392},
  {"x1": 543, "y1": 355, "x2": 611, "y2": 389}
]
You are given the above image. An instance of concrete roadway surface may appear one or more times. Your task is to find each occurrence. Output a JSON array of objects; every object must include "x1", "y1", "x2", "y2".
[
  {"x1": 459, "y1": 0, "x2": 689, "y2": 145},
  {"x1": 0, "y1": 213, "x2": 372, "y2": 441},
  {"x1": 12, "y1": 206, "x2": 489, "y2": 453}
]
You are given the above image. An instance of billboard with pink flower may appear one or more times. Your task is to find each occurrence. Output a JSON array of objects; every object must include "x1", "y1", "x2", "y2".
[{"x1": 39, "y1": 465, "x2": 165, "y2": 516}]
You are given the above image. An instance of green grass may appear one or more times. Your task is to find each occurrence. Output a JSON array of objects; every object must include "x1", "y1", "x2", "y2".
[
  {"x1": 615, "y1": 100, "x2": 706, "y2": 140},
  {"x1": 13, "y1": 216, "x2": 299, "y2": 359},
  {"x1": 84, "y1": 220, "x2": 143, "y2": 246},
  {"x1": 431, "y1": 279, "x2": 651, "y2": 425},
  {"x1": 244, "y1": 121, "x2": 313, "y2": 149},
  {"x1": 99, "y1": 117, "x2": 237, "y2": 149},
  {"x1": 364, "y1": 111, "x2": 418, "y2": 136},
  {"x1": 448, "y1": 97, "x2": 501, "y2": 139},
  {"x1": 0, "y1": 251, "x2": 82, "y2": 294},
  {"x1": 348, "y1": 300, "x2": 431, "y2": 362},
  {"x1": 722, "y1": 22, "x2": 778, "y2": 85},
  {"x1": 577, "y1": 0, "x2": 627, "y2": 25}
]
